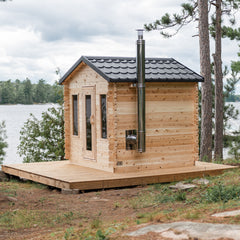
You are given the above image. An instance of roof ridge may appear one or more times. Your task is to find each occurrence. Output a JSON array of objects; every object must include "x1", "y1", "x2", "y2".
[{"x1": 84, "y1": 56, "x2": 174, "y2": 61}]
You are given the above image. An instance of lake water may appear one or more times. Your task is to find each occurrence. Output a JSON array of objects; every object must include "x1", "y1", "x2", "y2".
[
  {"x1": 0, "y1": 104, "x2": 57, "y2": 165},
  {"x1": 0, "y1": 102, "x2": 240, "y2": 165}
]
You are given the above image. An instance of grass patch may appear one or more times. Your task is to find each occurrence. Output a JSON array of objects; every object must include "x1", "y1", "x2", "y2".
[
  {"x1": 0, "y1": 210, "x2": 55, "y2": 230},
  {"x1": 203, "y1": 182, "x2": 240, "y2": 203},
  {"x1": 0, "y1": 209, "x2": 85, "y2": 230},
  {"x1": 129, "y1": 191, "x2": 156, "y2": 209}
]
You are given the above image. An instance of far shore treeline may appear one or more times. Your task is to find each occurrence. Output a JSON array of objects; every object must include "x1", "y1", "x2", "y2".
[
  {"x1": 0, "y1": 79, "x2": 63, "y2": 104},
  {"x1": 0, "y1": 78, "x2": 240, "y2": 105}
]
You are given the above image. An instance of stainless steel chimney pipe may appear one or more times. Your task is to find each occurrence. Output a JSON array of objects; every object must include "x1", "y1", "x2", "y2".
[{"x1": 136, "y1": 29, "x2": 146, "y2": 153}]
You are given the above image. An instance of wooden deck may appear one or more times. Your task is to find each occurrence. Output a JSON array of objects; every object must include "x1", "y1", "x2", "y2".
[{"x1": 2, "y1": 161, "x2": 236, "y2": 191}]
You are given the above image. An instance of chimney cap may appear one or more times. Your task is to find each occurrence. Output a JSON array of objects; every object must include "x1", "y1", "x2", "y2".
[{"x1": 136, "y1": 29, "x2": 144, "y2": 40}]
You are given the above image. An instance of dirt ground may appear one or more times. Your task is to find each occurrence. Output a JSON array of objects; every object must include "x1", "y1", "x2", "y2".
[
  {"x1": 1, "y1": 170, "x2": 240, "y2": 240},
  {"x1": 0, "y1": 180, "x2": 156, "y2": 240}
]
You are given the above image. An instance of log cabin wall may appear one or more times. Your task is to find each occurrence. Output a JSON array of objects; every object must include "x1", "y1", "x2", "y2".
[
  {"x1": 113, "y1": 82, "x2": 199, "y2": 173},
  {"x1": 63, "y1": 64, "x2": 113, "y2": 172}
]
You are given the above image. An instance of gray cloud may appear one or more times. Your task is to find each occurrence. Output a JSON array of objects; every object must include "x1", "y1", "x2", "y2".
[
  {"x1": 0, "y1": 0, "x2": 239, "y2": 89},
  {"x1": 1, "y1": 0, "x2": 181, "y2": 42}
]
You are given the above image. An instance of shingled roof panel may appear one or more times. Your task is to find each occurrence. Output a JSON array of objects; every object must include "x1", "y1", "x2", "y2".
[{"x1": 59, "y1": 56, "x2": 204, "y2": 84}]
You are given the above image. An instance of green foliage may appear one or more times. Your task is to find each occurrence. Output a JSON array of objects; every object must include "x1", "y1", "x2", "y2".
[
  {"x1": 223, "y1": 71, "x2": 239, "y2": 131},
  {"x1": 222, "y1": 26, "x2": 240, "y2": 40},
  {"x1": 181, "y1": 3, "x2": 195, "y2": 16},
  {"x1": 91, "y1": 218, "x2": 102, "y2": 229},
  {"x1": 153, "y1": 184, "x2": 175, "y2": 203},
  {"x1": 79, "y1": 227, "x2": 116, "y2": 240},
  {"x1": 64, "y1": 227, "x2": 74, "y2": 240},
  {"x1": 0, "y1": 80, "x2": 16, "y2": 104},
  {"x1": 0, "y1": 79, "x2": 63, "y2": 104},
  {"x1": 175, "y1": 191, "x2": 187, "y2": 201},
  {"x1": 155, "y1": 190, "x2": 186, "y2": 203},
  {"x1": 145, "y1": 0, "x2": 240, "y2": 40},
  {"x1": 95, "y1": 229, "x2": 108, "y2": 240},
  {"x1": 155, "y1": 194, "x2": 175, "y2": 203},
  {"x1": 224, "y1": 51, "x2": 240, "y2": 159},
  {"x1": 203, "y1": 182, "x2": 240, "y2": 203},
  {"x1": 227, "y1": 133, "x2": 240, "y2": 159},
  {"x1": 144, "y1": 0, "x2": 198, "y2": 37},
  {"x1": 161, "y1": 13, "x2": 172, "y2": 25},
  {"x1": 23, "y1": 79, "x2": 33, "y2": 104},
  {"x1": 18, "y1": 105, "x2": 64, "y2": 163},
  {"x1": 0, "y1": 121, "x2": 8, "y2": 164}
]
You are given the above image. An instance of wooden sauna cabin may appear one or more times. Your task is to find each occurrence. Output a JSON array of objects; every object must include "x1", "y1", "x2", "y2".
[
  {"x1": 59, "y1": 39, "x2": 203, "y2": 174},
  {"x1": 2, "y1": 31, "x2": 235, "y2": 191}
]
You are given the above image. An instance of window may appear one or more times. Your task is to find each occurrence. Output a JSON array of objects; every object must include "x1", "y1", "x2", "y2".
[
  {"x1": 86, "y1": 95, "x2": 92, "y2": 150},
  {"x1": 100, "y1": 95, "x2": 107, "y2": 139},
  {"x1": 72, "y1": 95, "x2": 78, "y2": 135}
]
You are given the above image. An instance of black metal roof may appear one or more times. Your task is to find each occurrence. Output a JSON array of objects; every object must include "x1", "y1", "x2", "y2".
[{"x1": 59, "y1": 56, "x2": 204, "y2": 84}]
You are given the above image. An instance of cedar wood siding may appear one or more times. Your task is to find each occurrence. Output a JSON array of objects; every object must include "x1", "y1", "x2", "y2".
[
  {"x1": 112, "y1": 82, "x2": 199, "y2": 173},
  {"x1": 63, "y1": 63, "x2": 199, "y2": 173},
  {"x1": 63, "y1": 64, "x2": 112, "y2": 172}
]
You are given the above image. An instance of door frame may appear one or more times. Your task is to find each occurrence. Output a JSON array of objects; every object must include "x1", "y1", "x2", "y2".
[{"x1": 82, "y1": 86, "x2": 96, "y2": 160}]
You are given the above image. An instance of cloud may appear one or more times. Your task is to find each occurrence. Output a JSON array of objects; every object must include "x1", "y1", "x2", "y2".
[
  {"x1": 1, "y1": 0, "x2": 183, "y2": 42},
  {"x1": 0, "y1": 0, "x2": 239, "y2": 90}
]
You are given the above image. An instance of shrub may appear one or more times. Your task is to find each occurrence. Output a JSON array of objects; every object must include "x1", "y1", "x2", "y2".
[
  {"x1": 0, "y1": 121, "x2": 8, "y2": 164},
  {"x1": 203, "y1": 182, "x2": 240, "y2": 203},
  {"x1": 18, "y1": 105, "x2": 64, "y2": 163}
]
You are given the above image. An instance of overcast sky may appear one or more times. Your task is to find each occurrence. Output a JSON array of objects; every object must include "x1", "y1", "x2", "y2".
[{"x1": 0, "y1": 0, "x2": 239, "y2": 88}]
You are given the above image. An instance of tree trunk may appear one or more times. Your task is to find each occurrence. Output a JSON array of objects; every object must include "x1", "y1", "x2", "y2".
[
  {"x1": 198, "y1": 0, "x2": 212, "y2": 161},
  {"x1": 214, "y1": 0, "x2": 223, "y2": 160}
]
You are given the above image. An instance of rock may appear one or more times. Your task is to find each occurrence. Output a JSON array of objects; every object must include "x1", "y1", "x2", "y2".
[
  {"x1": 7, "y1": 196, "x2": 18, "y2": 202},
  {"x1": 0, "y1": 171, "x2": 9, "y2": 182},
  {"x1": 61, "y1": 188, "x2": 79, "y2": 194},
  {"x1": 212, "y1": 209, "x2": 240, "y2": 218},
  {"x1": 161, "y1": 230, "x2": 189, "y2": 240},
  {"x1": 193, "y1": 178, "x2": 209, "y2": 185},
  {"x1": 126, "y1": 221, "x2": 240, "y2": 240},
  {"x1": 169, "y1": 182, "x2": 196, "y2": 190},
  {"x1": 0, "y1": 195, "x2": 18, "y2": 203},
  {"x1": 89, "y1": 197, "x2": 109, "y2": 202}
]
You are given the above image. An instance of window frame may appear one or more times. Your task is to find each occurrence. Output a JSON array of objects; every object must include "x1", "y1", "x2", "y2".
[
  {"x1": 72, "y1": 94, "x2": 78, "y2": 136},
  {"x1": 100, "y1": 94, "x2": 107, "y2": 139}
]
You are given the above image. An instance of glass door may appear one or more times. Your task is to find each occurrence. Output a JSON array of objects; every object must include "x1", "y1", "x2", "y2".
[{"x1": 82, "y1": 86, "x2": 96, "y2": 160}]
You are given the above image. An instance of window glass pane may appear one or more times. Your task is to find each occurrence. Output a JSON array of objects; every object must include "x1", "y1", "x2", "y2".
[
  {"x1": 101, "y1": 95, "x2": 107, "y2": 139},
  {"x1": 86, "y1": 95, "x2": 92, "y2": 150},
  {"x1": 73, "y1": 95, "x2": 78, "y2": 135}
]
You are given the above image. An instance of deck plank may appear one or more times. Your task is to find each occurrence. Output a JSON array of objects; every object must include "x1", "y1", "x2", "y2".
[{"x1": 2, "y1": 161, "x2": 236, "y2": 190}]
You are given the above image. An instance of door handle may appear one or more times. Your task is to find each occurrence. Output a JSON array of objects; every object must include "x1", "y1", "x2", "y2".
[{"x1": 90, "y1": 114, "x2": 94, "y2": 125}]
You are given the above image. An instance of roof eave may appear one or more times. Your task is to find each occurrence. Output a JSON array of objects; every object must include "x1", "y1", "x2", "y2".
[
  {"x1": 145, "y1": 78, "x2": 204, "y2": 82},
  {"x1": 59, "y1": 56, "x2": 111, "y2": 85},
  {"x1": 59, "y1": 56, "x2": 85, "y2": 85},
  {"x1": 108, "y1": 78, "x2": 204, "y2": 83}
]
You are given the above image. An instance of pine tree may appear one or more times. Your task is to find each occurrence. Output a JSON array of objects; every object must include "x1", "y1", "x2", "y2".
[
  {"x1": 198, "y1": 0, "x2": 212, "y2": 161},
  {"x1": 213, "y1": 0, "x2": 223, "y2": 160}
]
